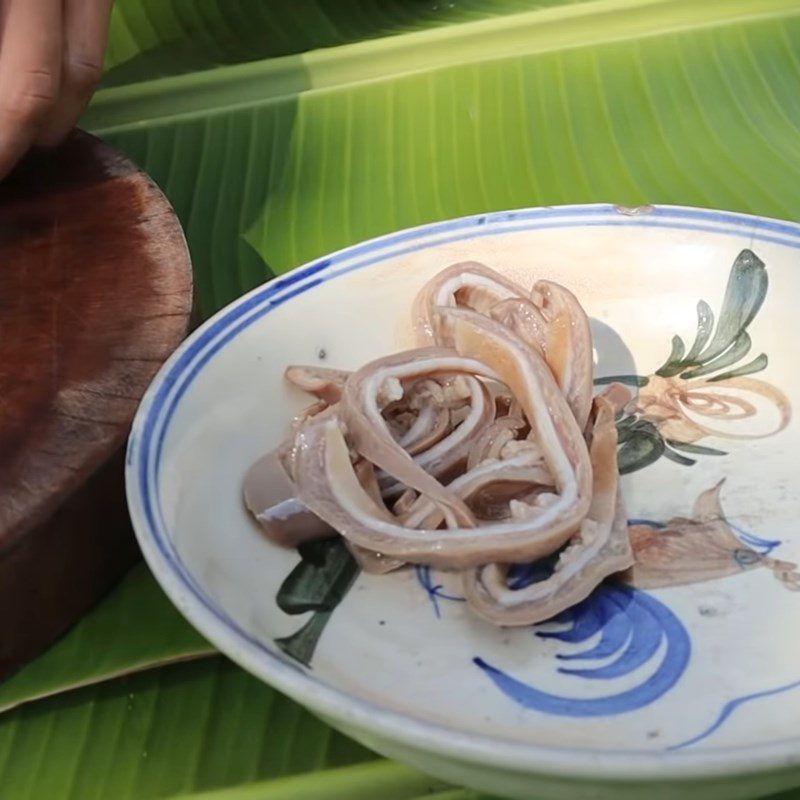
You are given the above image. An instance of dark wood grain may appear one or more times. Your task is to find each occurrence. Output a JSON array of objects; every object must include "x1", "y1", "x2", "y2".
[{"x1": 0, "y1": 130, "x2": 192, "y2": 680}]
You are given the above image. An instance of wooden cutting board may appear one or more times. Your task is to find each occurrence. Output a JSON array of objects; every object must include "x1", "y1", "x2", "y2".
[{"x1": 0, "y1": 131, "x2": 193, "y2": 680}]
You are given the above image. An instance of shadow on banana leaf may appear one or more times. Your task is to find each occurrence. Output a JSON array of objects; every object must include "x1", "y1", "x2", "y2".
[{"x1": 102, "y1": 0, "x2": 544, "y2": 87}]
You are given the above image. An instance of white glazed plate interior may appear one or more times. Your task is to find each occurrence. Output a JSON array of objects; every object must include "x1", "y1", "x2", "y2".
[{"x1": 126, "y1": 204, "x2": 800, "y2": 785}]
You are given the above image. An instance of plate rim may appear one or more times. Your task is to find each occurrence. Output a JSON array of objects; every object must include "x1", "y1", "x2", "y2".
[{"x1": 126, "y1": 202, "x2": 800, "y2": 783}]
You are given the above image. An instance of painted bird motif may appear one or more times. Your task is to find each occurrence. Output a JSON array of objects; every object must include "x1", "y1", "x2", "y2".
[{"x1": 624, "y1": 479, "x2": 800, "y2": 591}]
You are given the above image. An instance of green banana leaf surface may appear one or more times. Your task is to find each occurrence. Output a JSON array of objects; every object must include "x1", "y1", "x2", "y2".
[
  {"x1": 4, "y1": 0, "x2": 800, "y2": 797},
  {"x1": 0, "y1": 566, "x2": 213, "y2": 715}
]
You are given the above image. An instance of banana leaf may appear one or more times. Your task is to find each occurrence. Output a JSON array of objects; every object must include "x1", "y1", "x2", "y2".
[
  {"x1": 85, "y1": 0, "x2": 800, "y2": 320},
  {"x1": 4, "y1": 1, "x2": 800, "y2": 798},
  {"x1": 0, "y1": 657, "x2": 453, "y2": 799},
  {"x1": 103, "y1": 0, "x2": 566, "y2": 87},
  {"x1": 0, "y1": 565, "x2": 213, "y2": 715}
]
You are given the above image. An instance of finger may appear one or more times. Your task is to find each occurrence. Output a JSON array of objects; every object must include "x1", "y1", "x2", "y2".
[
  {"x1": 0, "y1": 0, "x2": 63, "y2": 178},
  {"x1": 37, "y1": 0, "x2": 113, "y2": 147}
]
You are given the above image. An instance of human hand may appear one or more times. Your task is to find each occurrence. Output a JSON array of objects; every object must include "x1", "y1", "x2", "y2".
[{"x1": 0, "y1": 0, "x2": 113, "y2": 180}]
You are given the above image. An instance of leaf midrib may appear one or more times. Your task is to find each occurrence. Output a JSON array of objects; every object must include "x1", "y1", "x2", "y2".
[{"x1": 85, "y1": 0, "x2": 800, "y2": 134}]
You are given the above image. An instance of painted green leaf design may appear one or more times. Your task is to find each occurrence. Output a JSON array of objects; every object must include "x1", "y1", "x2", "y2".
[
  {"x1": 698, "y1": 249, "x2": 768, "y2": 364},
  {"x1": 658, "y1": 250, "x2": 770, "y2": 378},
  {"x1": 680, "y1": 330, "x2": 753, "y2": 379},
  {"x1": 655, "y1": 335, "x2": 687, "y2": 376},
  {"x1": 275, "y1": 611, "x2": 337, "y2": 668},
  {"x1": 665, "y1": 440, "x2": 727, "y2": 456},
  {"x1": 277, "y1": 539, "x2": 359, "y2": 615},
  {"x1": 708, "y1": 352, "x2": 770, "y2": 382},
  {"x1": 617, "y1": 418, "x2": 666, "y2": 474},
  {"x1": 607, "y1": 246, "x2": 775, "y2": 473},
  {"x1": 275, "y1": 536, "x2": 359, "y2": 667},
  {"x1": 682, "y1": 300, "x2": 715, "y2": 365},
  {"x1": 276, "y1": 539, "x2": 360, "y2": 666},
  {"x1": 593, "y1": 375, "x2": 649, "y2": 388},
  {"x1": 662, "y1": 448, "x2": 697, "y2": 466},
  {"x1": 615, "y1": 414, "x2": 639, "y2": 432}
]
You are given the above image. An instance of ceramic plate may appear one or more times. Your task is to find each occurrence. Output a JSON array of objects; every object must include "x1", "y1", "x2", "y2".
[{"x1": 126, "y1": 205, "x2": 800, "y2": 800}]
